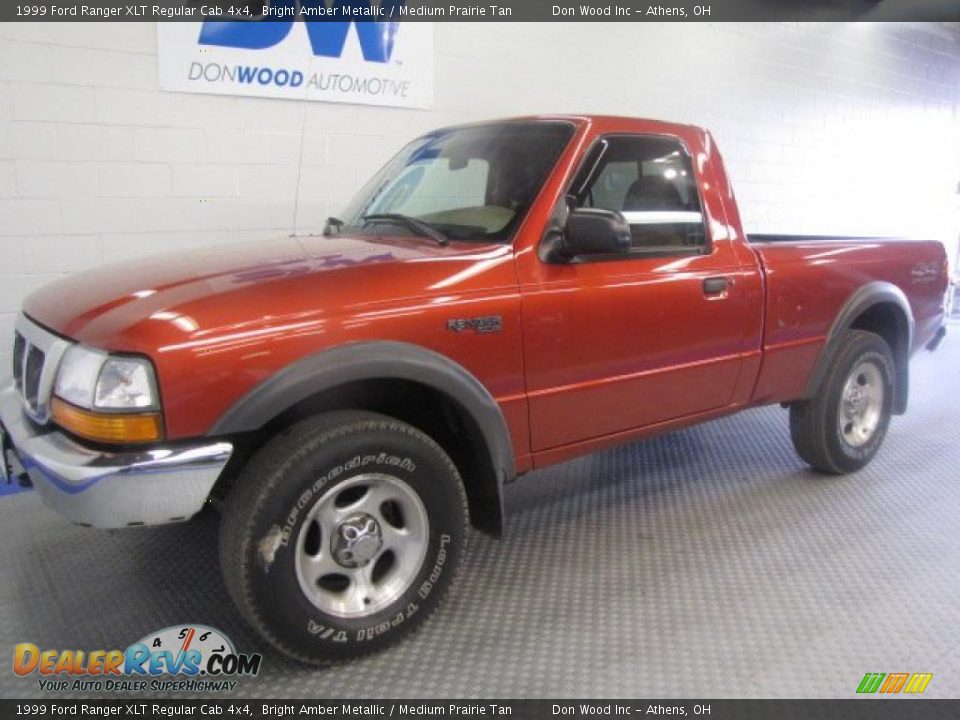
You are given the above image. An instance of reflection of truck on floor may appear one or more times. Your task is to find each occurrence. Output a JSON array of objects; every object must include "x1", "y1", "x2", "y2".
[
  {"x1": 1, "y1": 115, "x2": 949, "y2": 664},
  {"x1": 949, "y1": 269, "x2": 959, "y2": 318}
]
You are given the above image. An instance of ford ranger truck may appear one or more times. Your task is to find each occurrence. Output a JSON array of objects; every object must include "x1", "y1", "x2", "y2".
[{"x1": 0, "y1": 116, "x2": 949, "y2": 664}]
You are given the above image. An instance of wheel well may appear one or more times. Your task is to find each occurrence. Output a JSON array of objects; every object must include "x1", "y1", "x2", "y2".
[
  {"x1": 849, "y1": 302, "x2": 910, "y2": 414},
  {"x1": 212, "y1": 378, "x2": 503, "y2": 536}
]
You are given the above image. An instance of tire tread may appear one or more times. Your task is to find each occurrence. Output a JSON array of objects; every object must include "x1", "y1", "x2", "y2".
[
  {"x1": 219, "y1": 410, "x2": 468, "y2": 666},
  {"x1": 789, "y1": 329, "x2": 893, "y2": 475}
]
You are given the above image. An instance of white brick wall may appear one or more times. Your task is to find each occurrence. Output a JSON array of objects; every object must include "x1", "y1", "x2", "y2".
[{"x1": 1, "y1": 21, "x2": 959, "y2": 382}]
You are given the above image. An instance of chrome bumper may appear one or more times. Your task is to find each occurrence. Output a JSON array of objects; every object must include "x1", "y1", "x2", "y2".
[{"x1": 0, "y1": 384, "x2": 232, "y2": 528}]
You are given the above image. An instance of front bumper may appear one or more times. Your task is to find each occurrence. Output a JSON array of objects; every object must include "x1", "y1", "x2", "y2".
[{"x1": 0, "y1": 385, "x2": 232, "y2": 528}]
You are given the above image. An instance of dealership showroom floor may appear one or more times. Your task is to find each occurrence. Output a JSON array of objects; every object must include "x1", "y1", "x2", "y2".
[{"x1": 1, "y1": 328, "x2": 957, "y2": 699}]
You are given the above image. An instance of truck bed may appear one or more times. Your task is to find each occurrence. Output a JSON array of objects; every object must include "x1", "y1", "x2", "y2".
[
  {"x1": 748, "y1": 234, "x2": 921, "y2": 244},
  {"x1": 746, "y1": 234, "x2": 948, "y2": 404}
]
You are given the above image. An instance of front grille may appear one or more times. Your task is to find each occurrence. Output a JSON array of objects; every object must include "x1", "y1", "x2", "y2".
[
  {"x1": 12, "y1": 332, "x2": 25, "y2": 390},
  {"x1": 23, "y1": 345, "x2": 45, "y2": 411},
  {"x1": 10, "y1": 315, "x2": 71, "y2": 424}
]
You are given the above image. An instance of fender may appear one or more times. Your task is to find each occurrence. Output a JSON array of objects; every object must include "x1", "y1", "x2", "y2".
[
  {"x1": 803, "y1": 281, "x2": 915, "y2": 415},
  {"x1": 209, "y1": 340, "x2": 515, "y2": 534}
]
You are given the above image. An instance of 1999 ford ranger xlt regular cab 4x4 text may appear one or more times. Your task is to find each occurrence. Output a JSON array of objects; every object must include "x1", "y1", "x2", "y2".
[{"x1": 0, "y1": 116, "x2": 949, "y2": 664}]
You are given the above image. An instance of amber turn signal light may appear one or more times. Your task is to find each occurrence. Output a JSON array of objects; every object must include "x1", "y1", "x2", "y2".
[{"x1": 51, "y1": 397, "x2": 163, "y2": 444}]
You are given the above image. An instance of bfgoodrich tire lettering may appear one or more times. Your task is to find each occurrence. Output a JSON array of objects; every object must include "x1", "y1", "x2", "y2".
[
  {"x1": 219, "y1": 411, "x2": 468, "y2": 665},
  {"x1": 789, "y1": 330, "x2": 895, "y2": 474}
]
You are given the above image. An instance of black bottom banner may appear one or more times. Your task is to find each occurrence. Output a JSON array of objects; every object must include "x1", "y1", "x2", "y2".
[{"x1": 3, "y1": 700, "x2": 960, "y2": 720}]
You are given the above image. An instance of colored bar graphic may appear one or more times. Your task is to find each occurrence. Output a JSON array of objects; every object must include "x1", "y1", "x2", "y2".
[
  {"x1": 857, "y1": 672, "x2": 932, "y2": 694},
  {"x1": 904, "y1": 673, "x2": 934, "y2": 694},
  {"x1": 857, "y1": 673, "x2": 885, "y2": 694},
  {"x1": 880, "y1": 673, "x2": 909, "y2": 693}
]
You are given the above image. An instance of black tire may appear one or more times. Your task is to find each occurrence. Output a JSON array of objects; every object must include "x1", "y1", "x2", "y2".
[
  {"x1": 790, "y1": 330, "x2": 895, "y2": 474},
  {"x1": 219, "y1": 410, "x2": 468, "y2": 665}
]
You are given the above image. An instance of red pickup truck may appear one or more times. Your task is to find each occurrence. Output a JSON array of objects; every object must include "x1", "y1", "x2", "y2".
[{"x1": 1, "y1": 116, "x2": 949, "y2": 664}]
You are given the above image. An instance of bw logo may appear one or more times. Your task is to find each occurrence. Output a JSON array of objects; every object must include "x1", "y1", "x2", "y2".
[{"x1": 200, "y1": 0, "x2": 404, "y2": 63}]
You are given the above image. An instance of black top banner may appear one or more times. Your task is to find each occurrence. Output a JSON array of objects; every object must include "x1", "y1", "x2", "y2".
[
  {"x1": 4, "y1": 700, "x2": 960, "y2": 720},
  {"x1": 5, "y1": 0, "x2": 960, "y2": 23}
]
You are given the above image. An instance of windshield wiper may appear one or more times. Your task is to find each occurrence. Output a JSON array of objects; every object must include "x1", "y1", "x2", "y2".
[{"x1": 362, "y1": 213, "x2": 448, "y2": 246}]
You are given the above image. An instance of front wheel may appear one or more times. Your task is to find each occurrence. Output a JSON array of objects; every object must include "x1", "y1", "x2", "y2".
[
  {"x1": 219, "y1": 411, "x2": 468, "y2": 665},
  {"x1": 789, "y1": 330, "x2": 895, "y2": 474}
]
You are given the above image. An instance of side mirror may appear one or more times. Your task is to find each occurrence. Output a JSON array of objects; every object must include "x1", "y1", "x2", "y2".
[{"x1": 560, "y1": 208, "x2": 632, "y2": 259}]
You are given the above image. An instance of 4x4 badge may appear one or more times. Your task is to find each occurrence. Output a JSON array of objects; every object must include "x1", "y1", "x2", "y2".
[{"x1": 446, "y1": 315, "x2": 502, "y2": 335}]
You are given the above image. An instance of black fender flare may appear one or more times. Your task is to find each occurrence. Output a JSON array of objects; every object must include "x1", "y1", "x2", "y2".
[
  {"x1": 209, "y1": 340, "x2": 515, "y2": 534},
  {"x1": 803, "y1": 281, "x2": 914, "y2": 414}
]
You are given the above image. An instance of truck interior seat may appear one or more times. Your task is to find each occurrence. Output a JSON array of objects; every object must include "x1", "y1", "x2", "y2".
[{"x1": 623, "y1": 174, "x2": 686, "y2": 211}]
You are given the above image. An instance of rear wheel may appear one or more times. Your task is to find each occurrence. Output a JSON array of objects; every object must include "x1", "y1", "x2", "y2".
[
  {"x1": 789, "y1": 330, "x2": 895, "y2": 474},
  {"x1": 219, "y1": 411, "x2": 468, "y2": 665}
]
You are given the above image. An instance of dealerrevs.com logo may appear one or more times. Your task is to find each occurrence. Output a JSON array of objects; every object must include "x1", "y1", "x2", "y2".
[{"x1": 13, "y1": 625, "x2": 262, "y2": 693}]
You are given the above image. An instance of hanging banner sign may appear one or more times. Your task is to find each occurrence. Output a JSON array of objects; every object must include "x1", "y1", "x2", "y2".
[{"x1": 157, "y1": 11, "x2": 434, "y2": 109}]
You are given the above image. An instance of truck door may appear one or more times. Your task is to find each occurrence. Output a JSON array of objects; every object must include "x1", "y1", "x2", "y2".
[{"x1": 520, "y1": 133, "x2": 748, "y2": 452}]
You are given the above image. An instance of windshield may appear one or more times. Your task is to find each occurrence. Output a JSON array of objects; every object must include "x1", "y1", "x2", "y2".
[{"x1": 337, "y1": 121, "x2": 575, "y2": 243}]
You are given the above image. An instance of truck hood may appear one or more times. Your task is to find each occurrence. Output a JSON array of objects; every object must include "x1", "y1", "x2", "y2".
[{"x1": 23, "y1": 234, "x2": 516, "y2": 353}]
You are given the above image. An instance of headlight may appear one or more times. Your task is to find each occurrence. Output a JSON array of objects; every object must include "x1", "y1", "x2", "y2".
[
  {"x1": 95, "y1": 357, "x2": 157, "y2": 410},
  {"x1": 53, "y1": 345, "x2": 162, "y2": 444},
  {"x1": 55, "y1": 346, "x2": 159, "y2": 411},
  {"x1": 54, "y1": 345, "x2": 106, "y2": 409}
]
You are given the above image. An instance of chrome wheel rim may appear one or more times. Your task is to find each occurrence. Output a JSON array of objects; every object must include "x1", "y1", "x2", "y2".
[
  {"x1": 837, "y1": 361, "x2": 884, "y2": 448},
  {"x1": 295, "y1": 473, "x2": 429, "y2": 618}
]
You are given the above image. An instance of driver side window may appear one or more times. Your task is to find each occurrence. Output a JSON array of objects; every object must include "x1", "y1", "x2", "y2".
[{"x1": 572, "y1": 135, "x2": 708, "y2": 255}]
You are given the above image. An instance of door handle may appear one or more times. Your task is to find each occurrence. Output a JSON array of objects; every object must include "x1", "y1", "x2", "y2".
[{"x1": 703, "y1": 276, "x2": 730, "y2": 296}]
